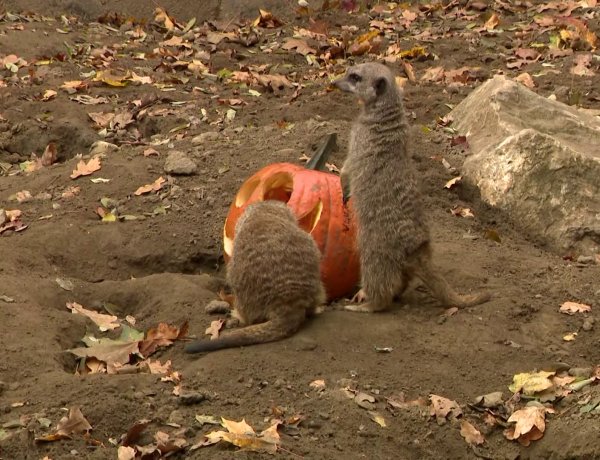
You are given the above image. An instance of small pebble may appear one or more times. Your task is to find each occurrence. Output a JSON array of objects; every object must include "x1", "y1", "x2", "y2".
[
  {"x1": 568, "y1": 367, "x2": 593, "y2": 379},
  {"x1": 582, "y1": 317, "x2": 595, "y2": 331},
  {"x1": 179, "y1": 391, "x2": 209, "y2": 405},
  {"x1": 192, "y1": 131, "x2": 220, "y2": 144}
]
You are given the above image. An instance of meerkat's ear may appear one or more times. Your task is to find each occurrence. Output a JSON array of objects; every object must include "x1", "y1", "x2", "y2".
[{"x1": 374, "y1": 77, "x2": 387, "y2": 96}]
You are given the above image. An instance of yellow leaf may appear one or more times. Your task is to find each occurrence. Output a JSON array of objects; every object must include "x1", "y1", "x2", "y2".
[
  {"x1": 444, "y1": 176, "x2": 462, "y2": 189},
  {"x1": 563, "y1": 332, "x2": 577, "y2": 341},
  {"x1": 94, "y1": 70, "x2": 129, "y2": 87},
  {"x1": 484, "y1": 13, "x2": 499, "y2": 30},
  {"x1": 369, "y1": 411, "x2": 387, "y2": 428},
  {"x1": 509, "y1": 371, "x2": 555, "y2": 395},
  {"x1": 221, "y1": 418, "x2": 255, "y2": 436},
  {"x1": 399, "y1": 46, "x2": 426, "y2": 59},
  {"x1": 42, "y1": 89, "x2": 57, "y2": 101}
]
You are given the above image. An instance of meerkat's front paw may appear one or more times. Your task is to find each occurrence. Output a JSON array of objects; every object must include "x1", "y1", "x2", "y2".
[{"x1": 205, "y1": 300, "x2": 232, "y2": 315}]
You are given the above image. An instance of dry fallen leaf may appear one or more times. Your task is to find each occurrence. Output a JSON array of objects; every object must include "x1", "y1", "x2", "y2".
[
  {"x1": 429, "y1": 395, "x2": 462, "y2": 423},
  {"x1": 70, "y1": 156, "x2": 101, "y2": 179},
  {"x1": 368, "y1": 411, "x2": 387, "y2": 428},
  {"x1": 61, "y1": 186, "x2": 80, "y2": 199},
  {"x1": 282, "y1": 38, "x2": 316, "y2": 56},
  {"x1": 200, "y1": 418, "x2": 280, "y2": 453},
  {"x1": 386, "y1": 393, "x2": 428, "y2": 410},
  {"x1": 42, "y1": 89, "x2": 57, "y2": 101},
  {"x1": 504, "y1": 405, "x2": 547, "y2": 446},
  {"x1": 460, "y1": 420, "x2": 485, "y2": 445},
  {"x1": 205, "y1": 319, "x2": 225, "y2": 340},
  {"x1": 559, "y1": 301, "x2": 591, "y2": 315},
  {"x1": 563, "y1": 332, "x2": 577, "y2": 341},
  {"x1": 509, "y1": 370, "x2": 555, "y2": 395},
  {"x1": 56, "y1": 407, "x2": 92, "y2": 436},
  {"x1": 309, "y1": 379, "x2": 326, "y2": 390},
  {"x1": 60, "y1": 80, "x2": 88, "y2": 94},
  {"x1": 117, "y1": 446, "x2": 136, "y2": 460},
  {"x1": 451, "y1": 206, "x2": 474, "y2": 218},
  {"x1": 444, "y1": 176, "x2": 462, "y2": 189},
  {"x1": 94, "y1": 70, "x2": 129, "y2": 87},
  {"x1": 514, "y1": 72, "x2": 535, "y2": 88},
  {"x1": 66, "y1": 302, "x2": 120, "y2": 331},
  {"x1": 571, "y1": 53, "x2": 595, "y2": 76},
  {"x1": 484, "y1": 13, "x2": 500, "y2": 30},
  {"x1": 252, "y1": 9, "x2": 283, "y2": 28},
  {"x1": 36, "y1": 407, "x2": 92, "y2": 442},
  {"x1": 138, "y1": 321, "x2": 188, "y2": 357},
  {"x1": 134, "y1": 177, "x2": 166, "y2": 196},
  {"x1": 69, "y1": 341, "x2": 140, "y2": 368}
]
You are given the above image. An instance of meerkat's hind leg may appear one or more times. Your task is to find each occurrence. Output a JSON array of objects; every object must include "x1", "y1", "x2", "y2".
[{"x1": 411, "y1": 246, "x2": 491, "y2": 308}]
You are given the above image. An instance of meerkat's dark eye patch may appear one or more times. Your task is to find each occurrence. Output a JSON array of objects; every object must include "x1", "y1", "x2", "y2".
[
  {"x1": 374, "y1": 77, "x2": 387, "y2": 95},
  {"x1": 348, "y1": 73, "x2": 362, "y2": 83}
]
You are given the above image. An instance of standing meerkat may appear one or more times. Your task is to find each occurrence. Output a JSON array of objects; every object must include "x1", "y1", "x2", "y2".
[
  {"x1": 333, "y1": 62, "x2": 490, "y2": 313},
  {"x1": 185, "y1": 200, "x2": 325, "y2": 353}
]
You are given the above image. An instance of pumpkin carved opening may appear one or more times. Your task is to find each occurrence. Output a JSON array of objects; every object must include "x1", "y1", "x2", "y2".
[
  {"x1": 297, "y1": 200, "x2": 323, "y2": 234},
  {"x1": 223, "y1": 171, "x2": 324, "y2": 258},
  {"x1": 235, "y1": 176, "x2": 261, "y2": 207}
]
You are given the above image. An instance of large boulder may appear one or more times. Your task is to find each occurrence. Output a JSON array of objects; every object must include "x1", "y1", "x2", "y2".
[{"x1": 451, "y1": 75, "x2": 600, "y2": 255}]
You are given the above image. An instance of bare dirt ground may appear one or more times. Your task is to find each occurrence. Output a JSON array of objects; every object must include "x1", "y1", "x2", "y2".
[{"x1": 1, "y1": 1, "x2": 599, "y2": 459}]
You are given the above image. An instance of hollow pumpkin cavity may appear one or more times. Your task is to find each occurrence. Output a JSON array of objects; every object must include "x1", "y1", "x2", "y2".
[{"x1": 262, "y1": 172, "x2": 293, "y2": 202}]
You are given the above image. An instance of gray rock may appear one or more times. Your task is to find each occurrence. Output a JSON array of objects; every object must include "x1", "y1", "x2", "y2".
[
  {"x1": 164, "y1": 150, "x2": 197, "y2": 175},
  {"x1": 451, "y1": 75, "x2": 600, "y2": 254},
  {"x1": 192, "y1": 131, "x2": 220, "y2": 144},
  {"x1": 179, "y1": 391, "x2": 209, "y2": 405}
]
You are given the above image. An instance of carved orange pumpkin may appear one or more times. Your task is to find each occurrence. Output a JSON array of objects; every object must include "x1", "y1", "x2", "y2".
[{"x1": 223, "y1": 162, "x2": 359, "y2": 300}]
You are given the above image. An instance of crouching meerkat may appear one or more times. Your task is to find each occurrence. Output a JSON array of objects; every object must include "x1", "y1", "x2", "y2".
[
  {"x1": 185, "y1": 200, "x2": 326, "y2": 353},
  {"x1": 333, "y1": 62, "x2": 490, "y2": 313}
]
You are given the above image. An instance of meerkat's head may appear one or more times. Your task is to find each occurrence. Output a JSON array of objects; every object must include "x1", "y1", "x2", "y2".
[
  {"x1": 236, "y1": 200, "x2": 295, "y2": 233},
  {"x1": 333, "y1": 62, "x2": 398, "y2": 106}
]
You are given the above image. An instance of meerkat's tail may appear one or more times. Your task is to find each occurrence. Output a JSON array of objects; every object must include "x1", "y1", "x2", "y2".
[
  {"x1": 412, "y1": 247, "x2": 491, "y2": 308},
  {"x1": 184, "y1": 310, "x2": 305, "y2": 354}
]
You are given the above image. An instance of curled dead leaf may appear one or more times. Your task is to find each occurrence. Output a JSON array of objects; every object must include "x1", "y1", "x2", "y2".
[
  {"x1": 460, "y1": 420, "x2": 485, "y2": 445},
  {"x1": 66, "y1": 302, "x2": 119, "y2": 331},
  {"x1": 429, "y1": 395, "x2": 462, "y2": 423},
  {"x1": 504, "y1": 405, "x2": 547, "y2": 446},
  {"x1": 560, "y1": 301, "x2": 591, "y2": 315},
  {"x1": 205, "y1": 319, "x2": 225, "y2": 340},
  {"x1": 134, "y1": 177, "x2": 166, "y2": 196},
  {"x1": 70, "y1": 156, "x2": 101, "y2": 179}
]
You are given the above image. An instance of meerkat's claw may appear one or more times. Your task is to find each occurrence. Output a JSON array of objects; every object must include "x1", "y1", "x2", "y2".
[{"x1": 350, "y1": 288, "x2": 367, "y2": 304}]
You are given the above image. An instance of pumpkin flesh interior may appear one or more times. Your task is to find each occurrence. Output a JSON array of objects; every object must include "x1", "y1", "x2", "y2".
[{"x1": 235, "y1": 176, "x2": 261, "y2": 207}]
